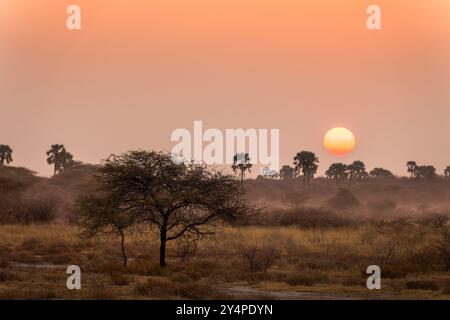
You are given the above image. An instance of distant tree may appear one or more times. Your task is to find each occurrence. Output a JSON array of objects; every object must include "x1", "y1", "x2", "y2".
[
  {"x1": 347, "y1": 160, "x2": 367, "y2": 180},
  {"x1": 415, "y1": 165, "x2": 437, "y2": 180},
  {"x1": 445, "y1": 166, "x2": 450, "y2": 177},
  {"x1": 325, "y1": 163, "x2": 348, "y2": 187},
  {"x1": 83, "y1": 150, "x2": 249, "y2": 267},
  {"x1": 232, "y1": 153, "x2": 252, "y2": 181},
  {"x1": 293, "y1": 151, "x2": 319, "y2": 187},
  {"x1": 46, "y1": 144, "x2": 74, "y2": 175},
  {"x1": 407, "y1": 161, "x2": 418, "y2": 180},
  {"x1": 279, "y1": 165, "x2": 296, "y2": 180},
  {"x1": 0, "y1": 145, "x2": 13, "y2": 166},
  {"x1": 76, "y1": 194, "x2": 135, "y2": 267},
  {"x1": 369, "y1": 168, "x2": 395, "y2": 179}
]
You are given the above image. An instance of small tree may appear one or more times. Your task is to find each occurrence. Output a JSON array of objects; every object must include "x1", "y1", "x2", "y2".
[
  {"x1": 87, "y1": 150, "x2": 249, "y2": 267},
  {"x1": 0, "y1": 145, "x2": 13, "y2": 166},
  {"x1": 232, "y1": 153, "x2": 252, "y2": 181}
]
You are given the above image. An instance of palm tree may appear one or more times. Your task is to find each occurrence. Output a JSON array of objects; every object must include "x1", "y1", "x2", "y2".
[
  {"x1": 407, "y1": 161, "x2": 417, "y2": 180},
  {"x1": 445, "y1": 166, "x2": 450, "y2": 177},
  {"x1": 293, "y1": 151, "x2": 319, "y2": 187},
  {"x1": 0, "y1": 145, "x2": 13, "y2": 166},
  {"x1": 232, "y1": 153, "x2": 252, "y2": 181},
  {"x1": 46, "y1": 144, "x2": 74, "y2": 175},
  {"x1": 325, "y1": 163, "x2": 348, "y2": 187}
]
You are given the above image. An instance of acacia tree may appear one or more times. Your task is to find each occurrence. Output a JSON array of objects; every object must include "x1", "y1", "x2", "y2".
[
  {"x1": 46, "y1": 144, "x2": 74, "y2": 175},
  {"x1": 293, "y1": 151, "x2": 319, "y2": 187},
  {"x1": 0, "y1": 145, "x2": 13, "y2": 166},
  {"x1": 84, "y1": 150, "x2": 249, "y2": 267},
  {"x1": 407, "y1": 161, "x2": 418, "y2": 180},
  {"x1": 232, "y1": 153, "x2": 252, "y2": 181}
]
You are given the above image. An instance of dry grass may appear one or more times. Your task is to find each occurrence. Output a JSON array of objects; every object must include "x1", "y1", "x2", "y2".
[{"x1": 0, "y1": 223, "x2": 448, "y2": 300}]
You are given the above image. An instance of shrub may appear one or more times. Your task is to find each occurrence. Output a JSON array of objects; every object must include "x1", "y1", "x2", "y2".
[
  {"x1": 265, "y1": 207, "x2": 353, "y2": 228},
  {"x1": 237, "y1": 237, "x2": 281, "y2": 273},
  {"x1": 11, "y1": 198, "x2": 58, "y2": 224},
  {"x1": 327, "y1": 189, "x2": 360, "y2": 211},
  {"x1": 406, "y1": 280, "x2": 440, "y2": 291},
  {"x1": 382, "y1": 264, "x2": 408, "y2": 279},
  {"x1": 110, "y1": 272, "x2": 130, "y2": 286}
]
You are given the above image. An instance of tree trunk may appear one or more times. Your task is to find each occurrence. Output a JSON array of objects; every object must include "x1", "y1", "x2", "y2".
[
  {"x1": 118, "y1": 228, "x2": 127, "y2": 268},
  {"x1": 159, "y1": 227, "x2": 167, "y2": 267}
]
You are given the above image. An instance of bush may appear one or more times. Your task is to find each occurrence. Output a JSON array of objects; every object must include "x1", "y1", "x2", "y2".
[
  {"x1": 265, "y1": 207, "x2": 353, "y2": 228},
  {"x1": 237, "y1": 237, "x2": 281, "y2": 273},
  {"x1": 382, "y1": 264, "x2": 408, "y2": 279},
  {"x1": 327, "y1": 189, "x2": 360, "y2": 211},
  {"x1": 10, "y1": 198, "x2": 58, "y2": 224},
  {"x1": 406, "y1": 280, "x2": 440, "y2": 291}
]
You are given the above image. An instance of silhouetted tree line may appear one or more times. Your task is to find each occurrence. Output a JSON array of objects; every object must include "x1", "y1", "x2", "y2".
[{"x1": 252, "y1": 150, "x2": 448, "y2": 187}]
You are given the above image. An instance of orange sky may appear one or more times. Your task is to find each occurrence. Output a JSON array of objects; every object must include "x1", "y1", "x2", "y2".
[{"x1": 1, "y1": 0, "x2": 450, "y2": 176}]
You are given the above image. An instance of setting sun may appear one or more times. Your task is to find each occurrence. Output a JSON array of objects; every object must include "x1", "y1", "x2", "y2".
[{"x1": 323, "y1": 127, "x2": 356, "y2": 155}]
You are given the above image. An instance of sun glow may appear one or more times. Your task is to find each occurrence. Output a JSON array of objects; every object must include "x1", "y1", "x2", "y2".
[{"x1": 323, "y1": 127, "x2": 356, "y2": 155}]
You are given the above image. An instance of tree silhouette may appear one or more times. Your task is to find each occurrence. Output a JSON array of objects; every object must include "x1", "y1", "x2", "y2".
[
  {"x1": 415, "y1": 165, "x2": 437, "y2": 180},
  {"x1": 369, "y1": 168, "x2": 394, "y2": 179},
  {"x1": 78, "y1": 150, "x2": 249, "y2": 267},
  {"x1": 347, "y1": 160, "x2": 367, "y2": 181},
  {"x1": 232, "y1": 153, "x2": 252, "y2": 181},
  {"x1": 293, "y1": 151, "x2": 319, "y2": 187},
  {"x1": 325, "y1": 163, "x2": 348, "y2": 187},
  {"x1": 46, "y1": 144, "x2": 74, "y2": 175},
  {"x1": 0, "y1": 145, "x2": 13, "y2": 166},
  {"x1": 279, "y1": 165, "x2": 296, "y2": 180},
  {"x1": 407, "y1": 161, "x2": 418, "y2": 180},
  {"x1": 445, "y1": 166, "x2": 450, "y2": 177}
]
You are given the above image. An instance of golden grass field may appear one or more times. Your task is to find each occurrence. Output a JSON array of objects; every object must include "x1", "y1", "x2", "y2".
[{"x1": 0, "y1": 222, "x2": 448, "y2": 300}]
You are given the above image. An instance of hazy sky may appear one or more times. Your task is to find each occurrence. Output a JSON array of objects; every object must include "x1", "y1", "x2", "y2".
[{"x1": 1, "y1": 0, "x2": 450, "y2": 177}]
